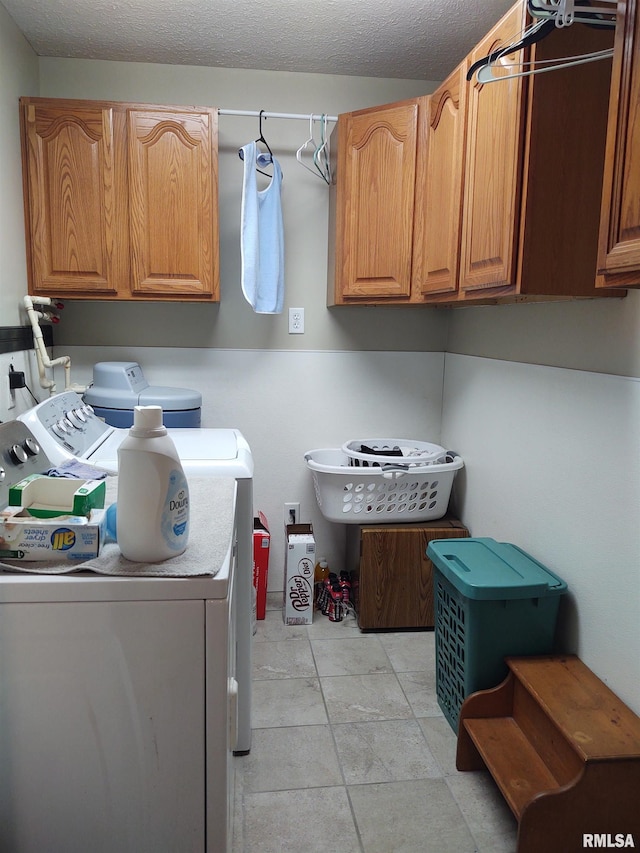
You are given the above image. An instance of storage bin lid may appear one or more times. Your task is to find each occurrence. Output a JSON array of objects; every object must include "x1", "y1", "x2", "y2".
[{"x1": 427, "y1": 537, "x2": 567, "y2": 600}]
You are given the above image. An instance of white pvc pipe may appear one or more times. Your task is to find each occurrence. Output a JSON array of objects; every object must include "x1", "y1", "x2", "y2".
[{"x1": 23, "y1": 295, "x2": 74, "y2": 395}]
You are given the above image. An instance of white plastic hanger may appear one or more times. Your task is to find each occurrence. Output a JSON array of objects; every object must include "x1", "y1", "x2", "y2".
[
  {"x1": 296, "y1": 115, "x2": 331, "y2": 183},
  {"x1": 296, "y1": 115, "x2": 321, "y2": 177}
]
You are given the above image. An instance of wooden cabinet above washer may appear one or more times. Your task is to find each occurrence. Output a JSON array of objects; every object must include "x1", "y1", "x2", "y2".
[{"x1": 20, "y1": 98, "x2": 219, "y2": 302}]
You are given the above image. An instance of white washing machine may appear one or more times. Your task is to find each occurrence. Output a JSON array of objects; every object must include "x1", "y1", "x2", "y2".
[{"x1": 1, "y1": 392, "x2": 255, "y2": 853}]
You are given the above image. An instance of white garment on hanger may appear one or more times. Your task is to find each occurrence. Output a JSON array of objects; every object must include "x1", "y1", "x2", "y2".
[{"x1": 240, "y1": 141, "x2": 285, "y2": 314}]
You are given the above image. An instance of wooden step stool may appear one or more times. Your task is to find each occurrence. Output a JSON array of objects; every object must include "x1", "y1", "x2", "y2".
[{"x1": 457, "y1": 655, "x2": 640, "y2": 852}]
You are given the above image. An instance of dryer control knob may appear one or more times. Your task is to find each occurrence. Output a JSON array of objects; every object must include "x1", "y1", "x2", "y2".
[
  {"x1": 22, "y1": 438, "x2": 40, "y2": 457},
  {"x1": 9, "y1": 444, "x2": 28, "y2": 464}
]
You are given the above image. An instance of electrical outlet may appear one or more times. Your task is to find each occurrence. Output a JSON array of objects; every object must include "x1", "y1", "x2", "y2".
[
  {"x1": 284, "y1": 502, "x2": 300, "y2": 526},
  {"x1": 288, "y1": 307, "x2": 304, "y2": 334}
]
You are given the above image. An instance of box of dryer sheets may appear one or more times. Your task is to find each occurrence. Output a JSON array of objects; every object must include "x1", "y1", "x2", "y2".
[
  {"x1": 284, "y1": 523, "x2": 315, "y2": 625},
  {"x1": 0, "y1": 474, "x2": 107, "y2": 562},
  {"x1": 253, "y1": 512, "x2": 271, "y2": 620},
  {"x1": 0, "y1": 507, "x2": 107, "y2": 562}
]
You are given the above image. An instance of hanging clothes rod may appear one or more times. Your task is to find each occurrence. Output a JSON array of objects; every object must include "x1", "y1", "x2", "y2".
[{"x1": 218, "y1": 108, "x2": 338, "y2": 122}]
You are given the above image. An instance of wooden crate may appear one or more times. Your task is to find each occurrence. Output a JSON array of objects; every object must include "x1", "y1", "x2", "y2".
[{"x1": 346, "y1": 517, "x2": 469, "y2": 630}]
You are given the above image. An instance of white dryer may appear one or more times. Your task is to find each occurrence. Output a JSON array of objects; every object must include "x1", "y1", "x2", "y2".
[
  {"x1": 17, "y1": 389, "x2": 254, "y2": 757},
  {"x1": 2, "y1": 391, "x2": 255, "y2": 853}
]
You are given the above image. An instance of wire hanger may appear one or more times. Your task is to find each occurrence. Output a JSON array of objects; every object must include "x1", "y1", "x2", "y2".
[
  {"x1": 476, "y1": 45, "x2": 613, "y2": 83},
  {"x1": 238, "y1": 109, "x2": 274, "y2": 178},
  {"x1": 313, "y1": 115, "x2": 331, "y2": 185},
  {"x1": 468, "y1": 0, "x2": 616, "y2": 83}
]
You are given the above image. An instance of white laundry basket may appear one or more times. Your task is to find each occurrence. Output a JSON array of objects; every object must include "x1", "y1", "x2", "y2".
[
  {"x1": 342, "y1": 438, "x2": 447, "y2": 467},
  {"x1": 305, "y1": 448, "x2": 463, "y2": 524}
]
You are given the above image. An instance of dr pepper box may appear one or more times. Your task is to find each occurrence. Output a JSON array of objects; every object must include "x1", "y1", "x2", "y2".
[{"x1": 283, "y1": 523, "x2": 315, "y2": 625}]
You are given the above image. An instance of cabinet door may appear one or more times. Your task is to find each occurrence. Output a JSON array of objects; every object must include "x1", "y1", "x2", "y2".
[
  {"x1": 20, "y1": 99, "x2": 127, "y2": 296},
  {"x1": 358, "y1": 527, "x2": 436, "y2": 630},
  {"x1": 414, "y1": 66, "x2": 467, "y2": 297},
  {"x1": 597, "y1": 0, "x2": 640, "y2": 286},
  {"x1": 333, "y1": 101, "x2": 418, "y2": 300},
  {"x1": 128, "y1": 108, "x2": 219, "y2": 299},
  {"x1": 459, "y1": 3, "x2": 526, "y2": 293}
]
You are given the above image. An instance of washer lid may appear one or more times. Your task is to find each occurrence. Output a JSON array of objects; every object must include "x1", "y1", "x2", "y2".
[
  {"x1": 169, "y1": 429, "x2": 238, "y2": 461},
  {"x1": 88, "y1": 427, "x2": 241, "y2": 466}
]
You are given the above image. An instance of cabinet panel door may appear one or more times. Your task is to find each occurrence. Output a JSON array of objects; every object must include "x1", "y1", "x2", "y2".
[
  {"x1": 21, "y1": 101, "x2": 126, "y2": 296},
  {"x1": 128, "y1": 108, "x2": 218, "y2": 298},
  {"x1": 598, "y1": 0, "x2": 640, "y2": 284},
  {"x1": 358, "y1": 527, "x2": 435, "y2": 630},
  {"x1": 337, "y1": 102, "x2": 418, "y2": 299},
  {"x1": 459, "y1": 3, "x2": 525, "y2": 293},
  {"x1": 414, "y1": 66, "x2": 467, "y2": 297}
]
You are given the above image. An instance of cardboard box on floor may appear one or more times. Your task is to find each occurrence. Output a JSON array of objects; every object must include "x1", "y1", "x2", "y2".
[
  {"x1": 283, "y1": 523, "x2": 315, "y2": 625},
  {"x1": 253, "y1": 512, "x2": 270, "y2": 620}
]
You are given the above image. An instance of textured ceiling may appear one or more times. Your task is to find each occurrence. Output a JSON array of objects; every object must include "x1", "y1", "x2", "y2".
[{"x1": 2, "y1": 0, "x2": 516, "y2": 80}]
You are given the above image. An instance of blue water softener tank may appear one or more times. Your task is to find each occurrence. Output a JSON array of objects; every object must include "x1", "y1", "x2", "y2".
[{"x1": 83, "y1": 362, "x2": 202, "y2": 428}]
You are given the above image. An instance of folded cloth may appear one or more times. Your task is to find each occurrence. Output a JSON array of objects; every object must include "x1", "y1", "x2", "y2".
[
  {"x1": 0, "y1": 477, "x2": 235, "y2": 578},
  {"x1": 240, "y1": 140, "x2": 285, "y2": 314},
  {"x1": 46, "y1": 460, "x2": 109, "y2": 479}
]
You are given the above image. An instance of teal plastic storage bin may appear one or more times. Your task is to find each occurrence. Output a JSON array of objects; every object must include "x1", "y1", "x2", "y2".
[{"x1": 427, "y1": 537, "x2": 567, "y2": 733}]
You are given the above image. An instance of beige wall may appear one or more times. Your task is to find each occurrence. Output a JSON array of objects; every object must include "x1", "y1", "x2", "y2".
[
  {"x1": 446, "y1": 293, "x2": 640, "y2": 379},
  {"x1": 442, "y1": 353, "x2": 640, "y2": 713},
  {"x1": 0, "y1": 3, "x2": 40, "y2": 412},
  {"x1": 0, "y1": 1, "x2": 38, "y2": 326}
]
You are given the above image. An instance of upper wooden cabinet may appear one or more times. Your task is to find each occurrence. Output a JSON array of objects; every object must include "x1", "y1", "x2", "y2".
[
  {"x1": 459, "y1": 3, "x2": 525, "y2": 295},
  {"x1": 20, "y1": 100, "x2": 125, "y2": 298},
  {"x1": 459, "y1": 2, "x2": 619, "y2": 302},
  {"x1": 327, "y1": 100, "x2": 419, "y2": 304},
  {"x1": 20, "y1": 98, "x2": 219, "y2": 301},
  {"x1": 413, "y1": 63, "x2": 467, "y2": 299},
  {"x1": 328, "y1": 2, "x2": 624, "y2": 306},
  {"x1": 597, "y1": 0, "x2": 640, "y2": 288}
]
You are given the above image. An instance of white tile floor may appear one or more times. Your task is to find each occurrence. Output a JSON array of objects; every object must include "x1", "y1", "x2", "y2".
[{"x1": 232, "y1": 594, "x2": 518, "y2": 853}]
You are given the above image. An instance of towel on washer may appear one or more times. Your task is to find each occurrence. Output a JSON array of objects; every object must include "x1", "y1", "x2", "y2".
[
  {"x1": 0, "y1": 478, "x2": 235, "y2": 577},
  {"x1": 46, "y1": 459, "x2": 109, "y2": 479},
  {"x1": 240, "y1": 141, "x2": 285, "y2": 314}
]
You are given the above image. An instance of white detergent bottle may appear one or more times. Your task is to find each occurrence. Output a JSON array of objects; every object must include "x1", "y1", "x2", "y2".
[{"x1": 116, "y1": 405, "x2": 190, "y2": 562}]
